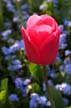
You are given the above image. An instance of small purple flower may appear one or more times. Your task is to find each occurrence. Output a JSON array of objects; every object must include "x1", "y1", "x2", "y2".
[
  {"x1": 59, "y1": 65, "x2": 64, "y2": 72},
  {"x1": 4, "y1": 55, "x2": 16, "y2": 60},
  {"x1": 63, "y1": 19, "x2": 69, "y2": 26},
  {"x1": 64, "y1": 57, "x2": 71, "y2": 65},
  {"x1": 6, "y1": 2, "x2": 15, "y2": 12},
  {"x1": 58, "y1": 25, "x2": 64, "y2": 32},
  {"x1": 59, "y1": 43, "x2": 67, "y2": 49},
  {"x1": 19, "y1": 40, "x2": 24, "y2": 50},
  {"x1": 39, "y1": 96, "x2": 47, "y2": 106},
  {"x1": 65, "y1": 50, "x2": 71, "y2": 56},
  {"x1": 2, "y1": 29, "x2": 12, "y2": 37},
  {"x1": 68, "y1": 21, "x2": 71, "y2": 27},
  {"x1": 15, "y1": 78, "x2": 23, "y2": 88},
  {"x1": 8, "y1": 64, "x2": 22, "y2": 71},
  {"x1": 2, "y1": 46, "x2": 11, "y2": 55},
  {"x1": 64, "y1": 64, "x2": 71, "y2": 74},
  {"x1": 9, "y1": 94, "x2": 19, "y2": 102},
  {"x1": 12, "y1": 59, "x2": 21, "y2": 65},
  {"x1": 59, "y1": 33, "x2": 67, "y2": 44},
  {"x1": 30, "y1": 93, "x2": 39, "y2": 108},
  {"x1": 9, "y1": 41, "x2": 20, "y2": 53},
  {"x1": 55, "y1": 83, "x2": 71, "y2": 95},
  {"x1": 63, "y1": 98, "x2": 69, "y2": 106},
  {"x1": 23, "y1": 79, "x2": 31, "y2": 86},
  {"x1": 61, "y1": 83, "x2": 71, "y2": 95},
  {"x1": 8, "y1": 38, "x2": 15, "y2": 44}
]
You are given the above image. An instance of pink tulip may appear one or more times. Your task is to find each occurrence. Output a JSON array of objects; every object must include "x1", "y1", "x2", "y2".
[{"x1": 21, "y1": 14, "x2": 61, "y2": 65}]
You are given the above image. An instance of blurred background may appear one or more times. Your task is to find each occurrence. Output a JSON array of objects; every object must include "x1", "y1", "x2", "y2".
[{"x1": 0, "y1": 0, "x2": 71, "y2": 108}]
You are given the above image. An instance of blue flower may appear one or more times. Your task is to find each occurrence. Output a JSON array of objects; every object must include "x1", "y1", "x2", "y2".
[
  {"x1": 2, "y1": 46, "x2": 11, "y2": 55},
  {"x1": 12, "y1": 59, "x2": 21, "y2": 65},
  {"x1": 65, "y1": 50, "x2": 71, "y2": 56},
  {"x1": 4, "y1": 55, "x2": 16, "y2": 60},
  {"x1": 15, "y1": 77, "x2": 26, "y2": 95},
  {"x1": 8, "y1": 94, "x2": 19, "y2": 102},
  {"x1": 55, "y1": 83, "x2": 71, "y2": 95},
  {"x1": 39, "y1": 96, "x2": 47, "y2": 106},
  {"x1": 1, "y1": 29, "x2": 12, "y2": 40},
  {"x1": 9, "y1": 40, "x2": 24, "y2": 53},
  {"x1": 58, "y1": 25, "x2": 64, "y2": 32},
  {"x1": 30, "y1": 93, "x2": 39, "y2": 108},
  {"x1": 21, "y1": 4, "x2": 28, "y2": 10},
  {"x1": 8, "y1": 64, "x2": 22, "y2": 71},
  {"x1": 6, "y1": 2, "x2": 15, "y2": 12},
  {"x1": 52, "y1": 0, "x2": 58, "y2": 4},
  {"x1": 59, "y1": 43, "x2": 67, "y2": 49},
  {"x1": 63, "y1": 19, "x2": 69, "y2": 26},
  {"x1": 68, "y1": 21, "x2": 71, "y2": 27},
  {"x1": 4, "y1": 21, "x2": 11, "y2": 28},
  {"x1": 46, "y1": 0, "x2": 53, "y2": 2},
  {"x1": 55, "y1": 53, "x2": 62, "y2": 63},
  {"x1": 59, "y1": 33, "x2": 67, "y2": 44},
  {"x1": 59, "y1": 65, "x2": 64, "y2": 72},
  {"x1": 8, "y1": 38, "x2": 15, "y2": 44},
  {"x1": 9, "y1": 41, "x2": 20, "y2": 53},
  {"x1": 23, "y1": 79, "x2": 31, "y2": 86},
  {"x1": 63, "y1": 98, "x2": 69, "y2": 106},
  {"x1": 19, "y1": 40, "x2": 24, "y2": 50},
  {"x1": 64, "y1": 57, "x2": 71, "y2": 65},
  {"x1": 15, "y1": 78, "x2": 23, "y2": 89},
  {"x1": 61, "y1": 83, "x2": 71, "y2": 95},
  {"x1": 64, "y1": 64, "x2": 71, "y2": 74}
]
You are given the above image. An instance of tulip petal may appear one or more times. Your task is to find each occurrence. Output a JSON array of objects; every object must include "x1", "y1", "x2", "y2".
[
  {"x1": 21, "y1": 27, "x2": 40, "y2": 64},
  {"x1": 27, "y1": 24, "x2": 52, "y2": 47},
  {"x1": 27, "y1": 14, "x2": 41, "y2": 30},
  {"x1": 34, "y1": 14, "x2": 58, "y2": 32},
  {"x1": 40, "y1": 33, "x2": 60, "y2": 65}
]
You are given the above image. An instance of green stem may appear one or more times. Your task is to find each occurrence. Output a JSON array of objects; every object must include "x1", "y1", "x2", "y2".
[
  {"x1": 16, "y1": 1, "x2": 24, "y2": 26},
  {"x1": 43, "y1": 66, "x2": 56, "y2": 108},
  {"x1": 0, "y1": 0, "x2": 4, "y2": 30},
  {"x1": 28, "y1": 0, "x2": 32, "y2": 14}
]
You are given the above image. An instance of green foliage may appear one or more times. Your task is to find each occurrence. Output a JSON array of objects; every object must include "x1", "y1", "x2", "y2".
[
  {"x1": 0, "y1": 78, "x2": 8, "y2": 106},
  {"x1": 67, "y1": 33, "x2": 71, "y2": 50},
  {"x1": 29, "y1": 63, "x2": 43, "y2": 84},
  {"x1": 53, "y1": 72, "x2": 66, "y2": 84},
  {"x1": 30, "y1": 0, "x2": 43, "y2": 14},
  {"x1": 67, "y1": 106, "x2": 71, "y2": 108},
  {"x1": 1, "y1": 78, "x2": 8, "y2": 91},
  {"x1": 0, "y1": 90, "x2": 6, "y2": 103},
  {"x1": 32, "y1": 82, "x2": 40, "y2": 93},
  {"x1": 0, "y1": 0, "x2": 4, "y2": 30},
  {"x1": 49, "y1": 86, "x2": 64, "y2": 108}
]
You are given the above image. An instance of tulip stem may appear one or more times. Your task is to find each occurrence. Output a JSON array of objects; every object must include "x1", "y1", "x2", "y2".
[{"x1": 43, "y1": 66, "x2": 56, "y2": 108}]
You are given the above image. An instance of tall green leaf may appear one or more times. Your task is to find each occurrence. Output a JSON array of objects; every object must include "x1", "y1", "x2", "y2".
[
  {"x1": 0, "y1": 90, "x2": 6, "y2": 103},
  {"x1": 49, "y1": 86, "x2": 64, "y2": 108},
  {"x1": 0, "y1": 78, "x2": 8, "y2": 104}
]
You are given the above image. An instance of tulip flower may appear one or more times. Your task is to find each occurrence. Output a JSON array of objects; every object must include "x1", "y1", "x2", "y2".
[{"x1": 21, "y1": 14, "x2": 60, "y2": 65}]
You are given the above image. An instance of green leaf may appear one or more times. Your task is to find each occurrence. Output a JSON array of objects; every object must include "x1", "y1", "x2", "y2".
[
  {"x1": 32, "y1": 83, "x2": 40, "y2": 93},
  {"x1": 49, "y1": 86, "x2": 64, "y2": 108},
  {"x1": 66, "y1": 106, "x2": 71, "y2": 108},
  {"x1": 1, "y1": 78, "x2": 8, "y2": 91},
  {"x1": 0, "y1": 78, "x2": 8, "y2": 104},
  {"x1": 0, "y1": 90, "x2": 6, "y2": 103},
  {"x1": 29, "y1": 63, "x2": 43, "y2": 83}
]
